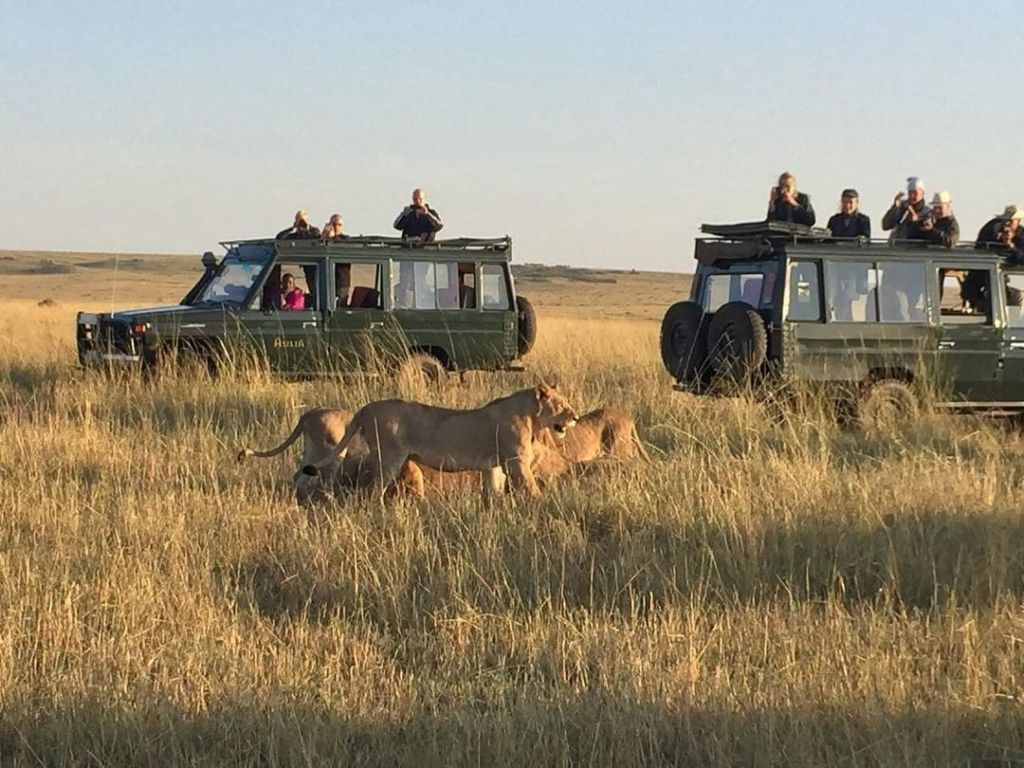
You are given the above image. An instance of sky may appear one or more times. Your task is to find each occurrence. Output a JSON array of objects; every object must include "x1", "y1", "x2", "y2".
[{"x1": 1, "y1": 1, "x2": 1022, "y2": 272}]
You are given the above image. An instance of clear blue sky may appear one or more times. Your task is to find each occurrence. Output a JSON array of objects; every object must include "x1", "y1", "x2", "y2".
[{"x1": 1, "y1": 1, "x2": 1020, "y2": 272}]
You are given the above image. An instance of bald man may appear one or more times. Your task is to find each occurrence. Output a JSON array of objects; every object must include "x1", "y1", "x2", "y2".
[{"x1": 393, "y1": 188, "x2": 444, "y2": 241}]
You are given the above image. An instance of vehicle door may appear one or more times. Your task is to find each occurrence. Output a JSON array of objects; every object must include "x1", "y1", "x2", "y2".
[
  {"x1": 476, "y1": 262, "x2": 517, "y2": 367},
  {"x1": 321, "y1": 258, "x2": 394, "y2": 371},
  {"x1": 389, "y1": 259, "x2": 454, "y2": 367},
  {"x1": 233, "y1": 259, "x2": 325, "y2": 373},
  {"x1": 998, "y1": 269, "x2": 1024, "y2": 403},
  {"x1": 931, "y1": 263, "x2": 1002, "y2": 404},
  {"x1": 794, "y1": 259, "x2": 935, "y2": 384},
  {"x1": 397, "y1": 259, "x2": 503, "y2": 369}
]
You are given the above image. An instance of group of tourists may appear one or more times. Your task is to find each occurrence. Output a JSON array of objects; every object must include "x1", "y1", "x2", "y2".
[
  {"x1": 766, "y1": 172, "x2": 1024, "y2": 258},
  {"x1": 274, "y1": 188, "x2": 444, "y2": 244}
]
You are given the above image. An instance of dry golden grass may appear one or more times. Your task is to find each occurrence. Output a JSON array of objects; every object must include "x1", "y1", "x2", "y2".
[{"x1": 2, "y1": 250, "x2": 1024, "y2": 765}]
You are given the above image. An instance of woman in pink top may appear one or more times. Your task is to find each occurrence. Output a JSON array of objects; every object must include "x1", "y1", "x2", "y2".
[{"x1": 281, "y1": 273, "x2": 305, "y2": 311}]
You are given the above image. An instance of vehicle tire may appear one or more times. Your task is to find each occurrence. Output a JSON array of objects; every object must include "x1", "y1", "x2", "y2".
[
  {"x1": 516, "y1": 295, "x2": 537, "y2": 356},
  {"x1": 659, "y1": 301, "x2": 708, "y2": 382},
  {"x1": 400, "y1": 352, "x2": 448, "y2": 388},
  {"x1": 857, "y1": 379, "x2": 918, "y2": 430},
  {"x1": 706, "y1": 301, "x2": 768, "y2": 384}
]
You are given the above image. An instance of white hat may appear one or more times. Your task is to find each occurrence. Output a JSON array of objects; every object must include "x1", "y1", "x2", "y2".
[{"x1": 931, "y1": 191, "x2": 951, "y2": 206}]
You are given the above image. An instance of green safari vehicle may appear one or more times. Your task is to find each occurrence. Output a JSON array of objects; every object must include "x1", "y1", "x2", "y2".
[
  {"x1": 660, "y1": 220, "x2": 1024, "y2": 419},
  {"x1": 76, "y1": 235, "x2": 537, "y2": 378}
]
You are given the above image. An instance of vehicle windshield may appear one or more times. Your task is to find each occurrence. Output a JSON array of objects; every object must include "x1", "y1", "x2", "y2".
[{"x1": 193, "y1": 253, "x2": 269, "y2": 305}]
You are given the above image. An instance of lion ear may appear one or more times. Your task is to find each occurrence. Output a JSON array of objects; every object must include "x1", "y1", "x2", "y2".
[{"x1": 535, "y1": 384, "x2": 547, "y2": 401}]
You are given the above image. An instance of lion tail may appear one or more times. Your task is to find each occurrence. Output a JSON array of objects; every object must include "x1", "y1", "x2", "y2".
[{"x1": 237, "y1": 415, "x2": 307, "y2": 462}]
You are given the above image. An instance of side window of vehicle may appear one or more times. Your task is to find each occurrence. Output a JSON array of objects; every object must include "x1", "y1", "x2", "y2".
[
  {"x1": 785, "y1": 260, "x2": 822, "y2": 322},
  {"x1": 827, "y1": 262, "x2": 877, "y2": 322},
  {"x1": 434, "y1": 262, "x2": 477, "y2": 310},
  {"x1": 1005, "y1": 273, "x2": 1024, "y2": 327},
  {"x1": 481, "y1": 264, "x2": 511, "y2": 310},
  {"x1": 702, "y1": 272, "x2": 765, "y2": 312},
  {"x1": 261, "y1": 262, "x2": 319, "y2": 311},
  {"x1": 937, "y1": 267, "x2": 992, "y2": 325},
  {"x1": 392, "y1": 261, "x2": 438, "y2": 310},
  {"x1": 876, "y1": 262, "x2": 927, "y2": 323},
  {"x1": 335, "y1": 261, "x2": 383, "y2": 310}
]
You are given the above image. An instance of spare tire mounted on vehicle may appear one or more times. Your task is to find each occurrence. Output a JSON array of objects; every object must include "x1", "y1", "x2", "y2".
[
  {"x1": 516, "y1": 295, "x2": 537, "y2": 356},
  {"x1": 706, "y1": 301, "x2": 768, "y2": 383},
  {"x1": 660, "y1": 301, "x2": 708, "y2": 383}
]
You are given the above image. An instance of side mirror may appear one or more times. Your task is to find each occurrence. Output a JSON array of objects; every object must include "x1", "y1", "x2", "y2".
[{"x1": 201, "y1": 251, "x2": 217, "y2": 268}]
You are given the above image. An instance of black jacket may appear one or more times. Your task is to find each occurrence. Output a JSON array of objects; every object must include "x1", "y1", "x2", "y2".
[
  {"x1": 767, "y1": 192, "x2": 815, "y2": 226},
  {"x1": 827, "y1": 211, "x2": 871, "y2": 239},
  {"x1": 881, "y1": 199, "x2": 931, "y2": 241},
  {"x1": 393, "y1": 205, "x2": 444, "y2": 240},
  {"x1": 976, "y1": 217, "x2": 1024, "y2": 264},
  {"x1": 276, "y1": 225, "x2": 321, "y2": 240}
]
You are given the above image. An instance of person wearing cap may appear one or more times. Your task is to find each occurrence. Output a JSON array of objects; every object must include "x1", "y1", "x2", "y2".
[
  {"x1": 322, "y1": 213, "x2": 347, "y2": 241},
  {"x1": 276, "y1": 210, "x2": 321, "y2": 240},
  {"x1": 766, "y1": 171, "x2": 815, "y2": 226},
  {"x1": 826, "y1": 189, "x2": 871, "y2": 240},
  {"x1": 976, "y1": 205, "x2": 1024, "y2": 255},
  {"x1": 881, "y1": 177, "x2": 931, "y2": 242},
  {"x1": 919, "y1": 191, "x2": 959, "y2": 248},
  {"x1": 393, "y1": 188, "x2": 444, "y2": 242}
]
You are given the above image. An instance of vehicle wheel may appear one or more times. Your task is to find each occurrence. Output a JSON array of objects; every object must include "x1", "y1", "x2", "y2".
[
  {"x1": 400, "y1": 352, "x2": 448, "y2": 388},
  {"x1": 857, "y1": 379, "x2": 918, "y2": 429},
  {"x1": 659, "y1": 301, "x2": 708, "y2": 382},
  {"x1": 516, "y1": 295, "x2": 537, "y2": 356},
  {"x1": 706, "y1": 301, "x2": 768, "y2": 384}
]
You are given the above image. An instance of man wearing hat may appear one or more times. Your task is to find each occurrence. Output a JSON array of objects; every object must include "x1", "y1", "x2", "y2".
[
  {"x1": 276, "y1": 210, "x2": 321, "y2": 240},
  {"x1": 976, "y1": 205, "x2": 1024, "y2": 255},
  {"x1": 881, "y1": 177, "x2": 931, "y2": 242},
  {"x1": 919, "y1": 191, "x2": 959, "y2": 248},
  {"x1": 826, "y1": 189, "x2": 871, "y2": 240}
]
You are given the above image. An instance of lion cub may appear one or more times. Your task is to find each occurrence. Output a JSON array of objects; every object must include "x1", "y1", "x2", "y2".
[{"x1": 533, "y1": 406, "x2": 648, "y2": 482}]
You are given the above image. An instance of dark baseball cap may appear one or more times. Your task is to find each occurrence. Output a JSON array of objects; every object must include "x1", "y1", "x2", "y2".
[{"x1": 841, "y1": 188, "x2": 859, "y2": 199}]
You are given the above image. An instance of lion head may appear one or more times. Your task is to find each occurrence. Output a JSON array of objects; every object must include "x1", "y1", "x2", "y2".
[{"x1": 535, "y1": 384, "x2": 578, "y2": 440}]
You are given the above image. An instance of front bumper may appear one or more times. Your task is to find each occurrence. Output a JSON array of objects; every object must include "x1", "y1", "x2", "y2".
[{"x1": 77, "y1": 313, "x2": 142, "y2": 366}]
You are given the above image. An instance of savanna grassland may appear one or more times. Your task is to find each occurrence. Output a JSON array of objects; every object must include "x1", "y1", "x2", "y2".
[{"x1": 3, "y1": 249, "x2": 1024, "y2": 766}]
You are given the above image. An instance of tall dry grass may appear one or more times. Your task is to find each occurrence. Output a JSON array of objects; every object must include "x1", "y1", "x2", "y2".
[{"x1": 2, "y1": 302, "x2": 1024, "y2": 766}]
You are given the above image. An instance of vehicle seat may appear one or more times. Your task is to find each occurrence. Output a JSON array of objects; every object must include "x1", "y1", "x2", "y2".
[{"x1": 349, "y1": 286, "x2": 380, "y2": 309}]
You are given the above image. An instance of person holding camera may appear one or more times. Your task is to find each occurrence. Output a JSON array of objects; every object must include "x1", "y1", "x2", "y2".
[
  {"x1": 881, "y1": 177, "x2": 931, "y2": 242},
  {"x1": 826, "y1": 188, "x2": 871, "y2": 240},
  {"x1": 918, "y1": 191, "x2": 959, "y2": 248},
  {"x1": 976, "y1": 205, "x2": 1024, "y2": 256},
  {"x1": 393, "y1": 188, "x2": 444, "y2": 242},
  {"x1": 766, "y1": 172, "x2": 815, "y2": 226},
  {"x1": 275, "y1": 209, "x2": 321, "y2": 240}
]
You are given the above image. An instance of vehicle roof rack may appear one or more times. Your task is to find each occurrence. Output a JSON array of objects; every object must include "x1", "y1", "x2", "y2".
[
  {"x1": 700, "y1": 220, "x2": 832, "y2": 241},
  {"x1": 220, "y1": 235, "x2": 512, "y2": 251}
]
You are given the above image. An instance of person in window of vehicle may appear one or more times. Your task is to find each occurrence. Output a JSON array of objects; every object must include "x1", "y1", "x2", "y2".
[
  {"x1": 766, "y1": 172, "x2": 815, "y2": 226},
  {"x1": 881, "y1": 177, "x2": 931, "y2": 242},
  {"x1": 393, "y1": 188, "x2": 444, "y2": 241},
  {"x1": 826, "y1": 188, "x2": 871, "y2": 239},
  {"x1": 976, "y1": 205, "x2": 1024, "y2": 261},
  {"x1": 281, "y1": 273, "x2": 305, "y2": 311},
  {"x1": 918, "y1": 191, "x2": 959, "y2": 248},
  {"x1": 276, "y1": 210, "x2": 321, "y2": 240},
  {"x1": 322, "y1": 213, "x2": 347, "y2": 241}
]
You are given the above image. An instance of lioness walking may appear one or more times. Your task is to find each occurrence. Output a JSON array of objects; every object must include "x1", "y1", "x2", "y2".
[{"x1": 299, "y1": 384, "x2": 578, "y2": 501}]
